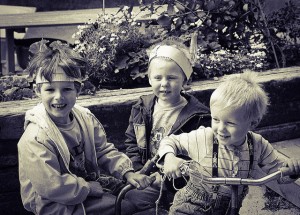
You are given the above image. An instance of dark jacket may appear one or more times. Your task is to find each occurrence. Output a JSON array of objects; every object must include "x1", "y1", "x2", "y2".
[{"x1": 125, "y1": 92, "x2": 211, "y2": 171}]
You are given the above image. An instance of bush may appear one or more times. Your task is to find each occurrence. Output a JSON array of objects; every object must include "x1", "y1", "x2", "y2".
[
  {"x1": 0, "y1": 75, "x2": 35, "y2": 102},
  {"x1": 74, "y1": 0, "x2": 296, "y2": 88},
  {"x1": 1, "y1": 0, "x2": 299, "y2": 101},
  {"x1": 73, "y1": 6, "x2": 155, "y2": 88}
]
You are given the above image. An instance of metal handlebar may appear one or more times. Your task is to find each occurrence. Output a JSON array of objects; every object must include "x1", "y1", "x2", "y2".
[
  {"x1": 115, "y1": 154, "x2": 159, "y2": 215},
  {"x1": 180, "y1": 162, "x2": 296, "y2": 215},
  {"x1": 187, "y1": 165, "x2": 293, "y2": 186}
]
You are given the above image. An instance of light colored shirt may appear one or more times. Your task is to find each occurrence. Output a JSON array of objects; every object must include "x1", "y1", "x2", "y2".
[
  {"x1": 149, "y1": 98, "x2": 187, "y2": 157},
  {"x1": 158, "y1": 126, "x2": 289, "y2": 197},
  {"x1": 57, "y1": 114, "x2": 88, "y2": 179}
]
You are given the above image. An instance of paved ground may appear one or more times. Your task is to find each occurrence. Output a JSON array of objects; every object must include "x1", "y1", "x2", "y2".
[{"x1": 240, "y1": 186, "x2": 300, "y2": 215}]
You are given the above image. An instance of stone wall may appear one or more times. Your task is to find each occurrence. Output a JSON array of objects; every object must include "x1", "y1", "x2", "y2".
[{"x1": 0, "y1": 67, "x2": 299, "y2": 214}]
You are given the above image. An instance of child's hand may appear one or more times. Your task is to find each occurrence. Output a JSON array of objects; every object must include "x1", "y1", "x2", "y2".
[
  {"x1": 88, "y1": 181, "x2": 104, "y2": 197},
  {"x1": 125, "y1": 171, "x2": 155, "y2": 190},
  {"x1": 163, "y1": 153, "x2": 185, "y2": 179},
  {"x1": 284, "y1": 159, "x2": 300, "y2": 175},
  {"x1": 150, "y1": 172, "x2": 162, "y2": 188}
]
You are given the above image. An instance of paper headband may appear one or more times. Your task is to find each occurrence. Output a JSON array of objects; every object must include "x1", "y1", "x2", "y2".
[
  {"x1": 35, "y1": 68, "x2": 82, "y2": 84},
  {"x1": 149, "y1": 45, "x2": 193, "y2": 79}
]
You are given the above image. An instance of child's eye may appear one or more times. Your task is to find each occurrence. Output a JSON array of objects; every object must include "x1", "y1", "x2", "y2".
[
  {"x1": 212, "y1": 118, "x2": 220, "y2": 122},
  {"x1": 65, "y1": 88, "x2": 74, "y2": 91},
  {"x1": 227, "y1": 122, "x2": 238, "y2": 126},
  {"x1": 45, "y1": 88, "x2": 54, "y2": 92}
]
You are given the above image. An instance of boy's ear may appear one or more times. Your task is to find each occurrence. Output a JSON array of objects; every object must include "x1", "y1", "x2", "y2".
[{"x1": 33, "y1": 84, "x2": 41, "y2": 97}]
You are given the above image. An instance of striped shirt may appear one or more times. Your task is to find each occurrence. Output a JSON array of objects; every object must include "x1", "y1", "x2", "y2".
[{"x1": 158, "y1": 126, "x2": 292, "y2": 197}]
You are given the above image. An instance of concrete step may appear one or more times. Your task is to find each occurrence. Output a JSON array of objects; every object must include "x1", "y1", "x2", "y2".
[
  {"x1": 267, "y1": 138, "x2": 300, "y2": 208},
  {"x1": 240, "y1": 138, "x2": 300, "y2": 214}
]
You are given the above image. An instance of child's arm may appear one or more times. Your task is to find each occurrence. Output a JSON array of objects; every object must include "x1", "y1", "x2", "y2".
[
  {"x1": 18, "y1": 126, "x2": 90, "y2": 205},
  {"x1": 124, "y1": 171, "x2": 155, "y2": 189},
  {"x1": 255, "y1": 133, "x2": 300, "y2": 183},
  {"x1": 91, "y1": 115, "x2": 135, "y2": 179},
  {"x1": 285, "y1": 158, "x2": 300, "y2": 175},
  {"x1": 163, "y1": 153, "x2": 186, "y2": 179},
  {"x1": 158, "y1": 126, "x2": 212, "y2": 163},
  {"x1": 281, "y1": 158, "x2": 300, "y2": 181}
]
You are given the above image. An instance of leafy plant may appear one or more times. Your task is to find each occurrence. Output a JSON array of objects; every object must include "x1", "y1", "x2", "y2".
[
  {"x1": 139, "y1": 0, "x2": 271, "y2": 79},
  {"x1": 74, "y1": 0, "x2": 279, "y2": 87},
  {"x1": 0, "y1": 75, "x2": 35, "y2": 102},
  {"x1": 266, "y1": 1, "x2": 300, "y2": 68},
  {"x1": 73, "y1": 6, "x2": 154, "y2": 88}
]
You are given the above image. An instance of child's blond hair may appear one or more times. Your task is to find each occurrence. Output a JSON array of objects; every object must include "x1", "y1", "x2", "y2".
[{"x1": 210, "y1": 71, "x2": 269, "y2": 122}]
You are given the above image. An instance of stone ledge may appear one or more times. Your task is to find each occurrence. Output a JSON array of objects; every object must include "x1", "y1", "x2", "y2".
[{"x1": 1, "y1": 66, "x2": 300, "y2": 144}]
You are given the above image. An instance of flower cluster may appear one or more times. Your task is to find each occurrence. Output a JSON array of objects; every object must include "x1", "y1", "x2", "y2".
[
  {"x1": 194, "y1": 40, "x2": 268, "y2": 79},
  {"x1": 192, "y1": 28, "x2": 269, "y2": 79},
  {"x1": 73, "y1": 6, "x2": 152, "y2": 88}
]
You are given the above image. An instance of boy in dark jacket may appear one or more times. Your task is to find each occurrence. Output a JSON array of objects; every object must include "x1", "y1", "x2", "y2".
[{"x1": 124, "y1": 38, "x2": 211, "y2": 212}]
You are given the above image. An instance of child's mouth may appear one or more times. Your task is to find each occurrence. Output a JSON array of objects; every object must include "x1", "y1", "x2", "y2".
[
  {"x1": 218, "y1": 134, "x2": 229, "y2": 139},
  {"x1": 160, "y1": 90, "x2": 170, "y2": 94},
  {"x1": 52, "y1": 104, "x2": 67, "y2": 109}
]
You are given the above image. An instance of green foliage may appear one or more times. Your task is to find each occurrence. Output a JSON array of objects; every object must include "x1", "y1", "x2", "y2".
[
  {"x1": 0, "y1": 75, "x2": 35, "y2": 102},
  {"x1": 1, "y1": 0, "x2": 299, "y2": 101},
  {"x1": 266, "y1": 1, "x2": 300, "y2": 67},
  {"x1": 73, "y1": 6, "x2": 153, "y2": 88},
  {"x1": 138, "y1": 0, "x2": 270, "y2": 79},
  {"x1": 76, "y1": 0, "x2": 296, "y2": 87}
]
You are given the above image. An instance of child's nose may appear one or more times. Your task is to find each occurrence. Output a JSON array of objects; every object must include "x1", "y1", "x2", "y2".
[
  {"x1": 54, "y1": 90, "x2": 64, "y2": 99},
  {"x1": 161, "y1": 78, "x2": 169, "y2": 86},
  {"x1": 218, "y1": 122, "x2": 226, "y2": 131}
]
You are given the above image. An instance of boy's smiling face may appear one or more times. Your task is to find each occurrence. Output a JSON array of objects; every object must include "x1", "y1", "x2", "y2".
[
  {"x1": 36, "y1": 81, "x2": 79, "y2": 124},
  {"x1": 148, "y1": 58, "x2": 185, "y2": 107},
  {"x1": 211, "y1": 106, "x2": 255, "y2": 147}
]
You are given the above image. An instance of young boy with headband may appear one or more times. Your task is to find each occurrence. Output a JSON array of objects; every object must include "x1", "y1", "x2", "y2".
[
  {"x1": 158, "y1": 71, "x2": 300, "y2": 214},
  {"x1": 17, "y1": 40, "x2": 154, "y2": 215},
  {"x1": 124, "y1": 38, "x2": 211, "y2": 212}
]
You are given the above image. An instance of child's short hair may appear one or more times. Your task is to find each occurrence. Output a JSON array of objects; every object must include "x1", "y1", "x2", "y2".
[
  {"x1": 147, "y1": 37, "x2": 192, "y2": 81},
  {"x1": 26, "y1": 40, "x2": 86, "y2": 92},
  {"x1": 210, "y1": 71, "x2": 269, "y2": 122}
]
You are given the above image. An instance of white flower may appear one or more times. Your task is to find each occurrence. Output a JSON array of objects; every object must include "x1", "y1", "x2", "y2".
[
  {"x1": 256, "y1": 63, "x2": 263, "y2": 68},
  {"x1": 100, "y1": 36, "x2": 106, "y2": 40},
  {"x1": 99, "y1": 47, "x2": 106, "y2": 53},
  {"x1": 110, "y1": 37, "x2": 116, "y2": 42},
  {"x1": 196, "y1": 19, "x2": 203, "y2": 27}
]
